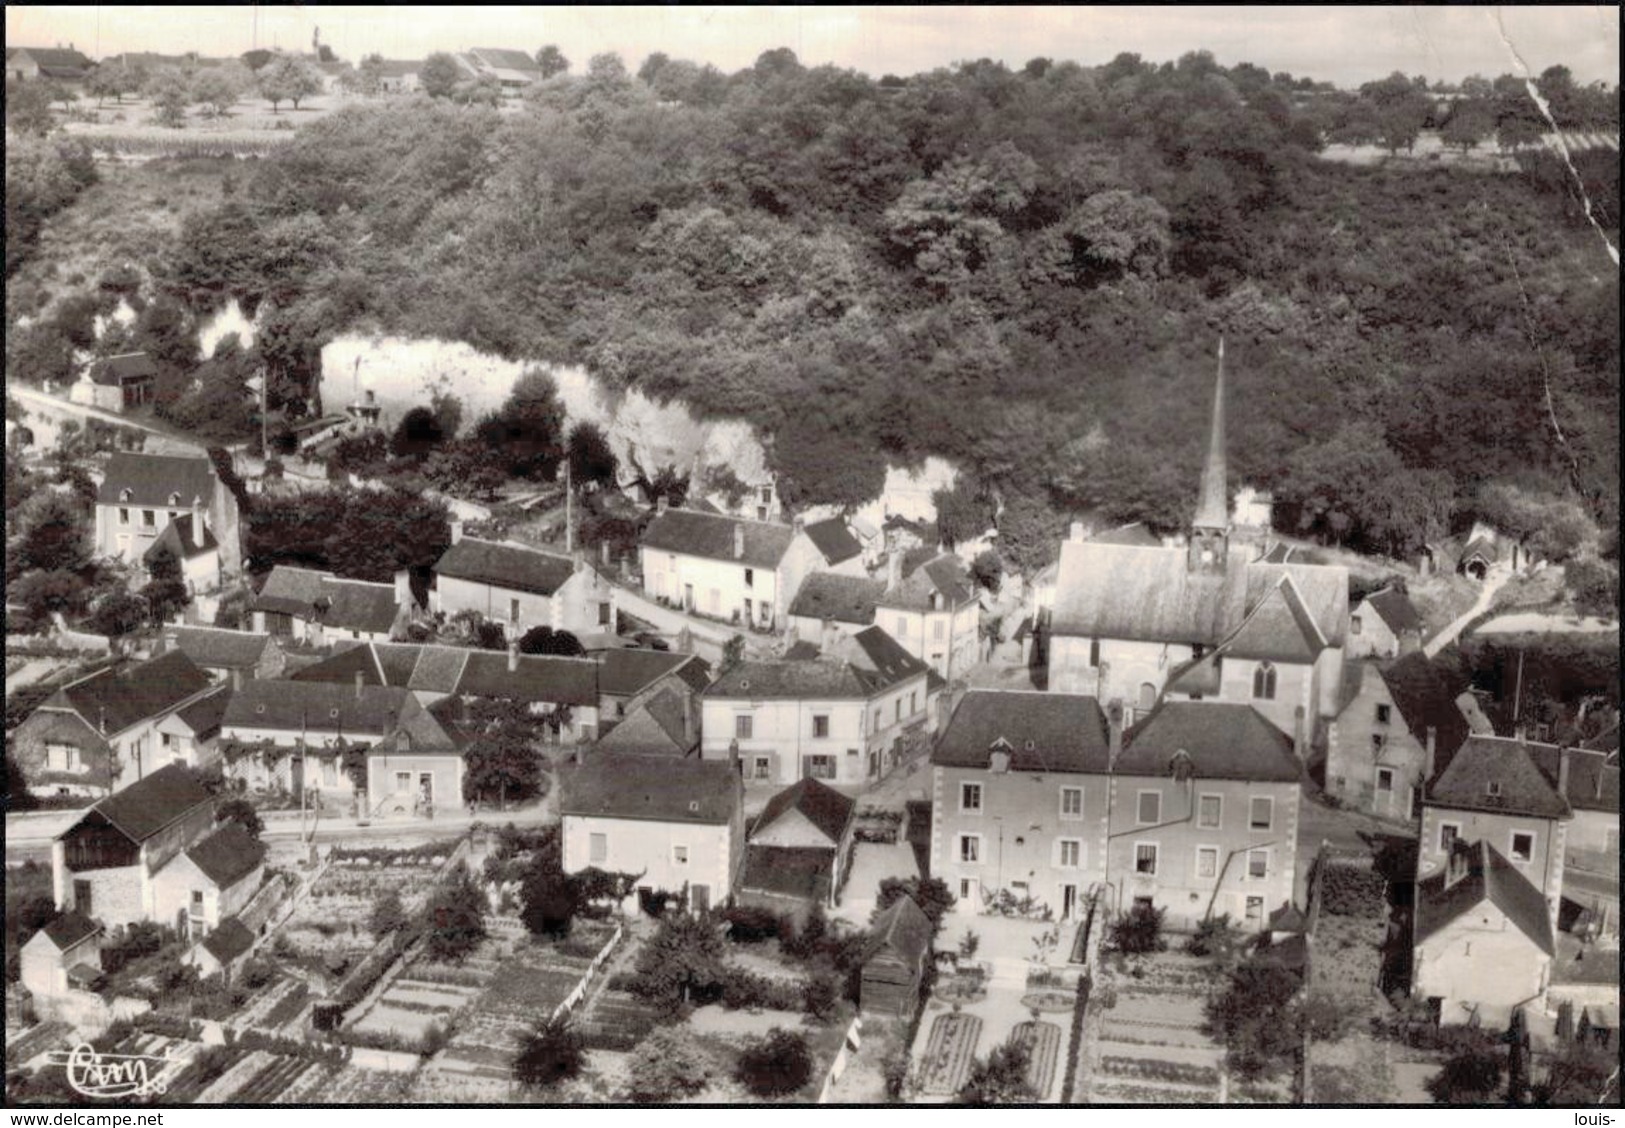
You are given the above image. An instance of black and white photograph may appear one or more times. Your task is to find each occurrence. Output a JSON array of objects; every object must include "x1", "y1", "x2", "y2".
[{"x1": 2, "y1": 4, "x2": 1618, "y2": 1110}]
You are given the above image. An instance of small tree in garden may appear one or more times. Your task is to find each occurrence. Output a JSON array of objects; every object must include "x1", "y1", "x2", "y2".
[
  {"x1": 736, "y1": 1028, "x2": 813, "y2": 1097},
  {"x1": 369, "y1": 889, "x2": 406, "y2": 938},
  {"x1": 1109, "y1": 902, "x2": 1165, "y2": 954},
  {"x1": 629, "y1": 912, "x2": 727, "y2": 1013},
  {"x1": 874, "y1": 877, "x2": 955, "y2": 936},
  {"x1": 1427, "y1": 1046, "x2": 1505, "y2": 1105},
  {"x1": 625, "y1": 1026, "x2": 715, "y2": 1102},
  {"x1": 424, "y1": 862, "x2": 487, "y2": 961},
  {"x1": 1203, "y1": 952, "x2": 1304, "y2": 1080},
  {"x1": 958, "y1": 1041, "x2": 1037, "y2": 1104},
  {"x1": 215, "y1": 796, "x2": 264, "y2": 840},
  {"x1": 514, "y1": 1019, "x2": 584, "y2": 1091},
  {"x1": 959, "y1": 929, "x2": 981, "y2": 960}
]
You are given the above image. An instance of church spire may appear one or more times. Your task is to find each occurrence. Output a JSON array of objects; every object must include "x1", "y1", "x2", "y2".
[{"x1": 1193, "y1": 336, "x2": 1228, "y2": 532}]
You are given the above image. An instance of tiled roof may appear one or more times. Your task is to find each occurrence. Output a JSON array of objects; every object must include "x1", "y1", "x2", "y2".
[
  {"x1": 56, "y1": 651, "x2": 213, "y2": 736},
  {"x1": 375, "y1": 59, "x2": 421, "y2": 77},
  {"x1": 432, "y1": 537, "x2": 577, "y2": 597},
  {"x1": 804, "y1": 518, "x2": 863, "y2": 566},
  {"x1": 318, "y1": 577, "x2": 403, "y2": 635},
  {"x1": 1415, "y1": 840, "x2": 1554, "y2": 956},
  {"x1": 1364, "y1": 586, "x2": 1425, "y2": 635},
  {"x1": 641, "y1": 509, "x2": 796, "y2": 569},
  {"x1": 173, "y1": 687, "x2": 230, "y2": 736},
  {"x1": 597, "y1": 649, "x2": 709, "y2": 698},
  {"x1": 88, "y1": 763, "x2": 212, "y2": 843},
  {"x1": 594, "y1": 688, "x2": 694, "y2": 757},
  {"x1": 1426, "y1": 735, "x2": 1570, "y2": 819},
  {"x1": 222, "y1": 679, "x2": 416, "y2": 737},
  {"x1": 789, "y1": 573, "x2": 885, "y2": 626},
  {"x1": 876, "y1": 554, "x2": 974, "y2": 612},
  {"x1": 456, "y1": 652, "x2": 600, "y2": 706},
  {"x1": 200, "y1": 918, "x2": 256, "y2": 964},
  {"x1": 1119, "y1": 702, "x2": 1301, "y2": 782},
  {"x1": 865, "y1": 895, "x2": 932, "y2": 963},
  {"x1": 1165, "y1": 650, "x2": 1222, "y2": 696},
  {"x1": 783, "y1": 641, "x2": 823, "y2": 661},
  {"x1": 9, "y1": 47, "x2": 95, "y2": 72},
  {"x1": 706, "y1": 659, "x2": 871, "y2": 700},
  {"x1": 409, "y1": 645, "x2": 472, "y2": 692},
  {"x1": 185, "y1": 823, "x2": 265, "y2": 888},
  {"x1": 560, "y1": 754, "x2": 741, "y2": 825},
  {"x1": 41, "y1": 912, "x2": 101, "y2": 951},
  {"x1": 740, "y1": 846, "x2": 834, "y2": 901},
  {"x1": 1562, "y1": 748, "x2": 1619, "y2": 813},
  {"x1": 752, "y1": 778, "x2": 854, "y2": 845},
  {"x1": 1375, "y1": 653, "x2": 1470, "y2": 764},
  {"x1": 1260, "y1": 543, "x2": 1297, "y2": 564},
  {"x1": 144, "y1": 513, "x2": 218, "y2": 562},
  {"x1": 1460, "y1": 536, "x2": 1499, "y2": 565},
  {"x1": 838, "y1": 626, "x2": 932, "y2": 693},
  {"x1": 1220, "y1": 576, "x2": 1326, "y2": 663},
  {"x1": 469, "y1": 47, "x2": 541, "y2": 73},
  {"x1": 95, "y1": 453, "x2": 217, "y2": 507},
  {"x1": 87, "y1": 352, "x2": 157, "y2": 386},
  {"x1": 932, "y1": 690, "x2": 1110, "y2": 773},
  {"x1": 165, "y1": 627, "x2": 271, "y2": 670}
]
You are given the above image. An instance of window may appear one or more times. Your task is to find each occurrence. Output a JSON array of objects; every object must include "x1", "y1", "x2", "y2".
[
  {"x1": 1248, "y1": 849, "x2": 1269, "y2": 879},
  {"x1": 120, "y1": 488, "x2": 133, "y2": 503},
  {"x1": 933, "y1": 618, "x2": 946, "y2": 641},
  {"x1": 753, "y1": 757, "x2": 771, "y2": 780},
  {"x1": 1058, "y1": 840, "x2": 1081, "y2": 868},
  {"x1": 1509, "y1": 832, "x2": 1534, "y2": 862},
  {"x1": 873, "y1": 707, "x2": 882, "y2": 732},
  {"x1": 1249, "y1": 797, "x2": 1273, "y2": 830},
  {"x1": 1252, "y1": 662, "x2": 1277, "y2": 700},
  {"x1": 960, "y1": 782, "x2": 983, "y2": 812},
  {"x1": 1134, "y1": 843, "x2": 1159, "y2": 875},
  {"x1": 959, "y1": 834, "x2": 981, "y2": 864},
  {"x1": 1486, "y1": 781, "x2": 1503, "y2": 798},
  {"x1": 1089, "y1": 639, "x2": 1100, "y2": 667},
  {"x1": 395, "y1": 772, "x2": 411, "y2": 793},
  {"x1": 599, "y1": 602, "x2": 611, "y2": 626},
  {"x1": 1198, "y1": 795, "x2": 1222, "y2": 828},
  {"x1": 708, "y1": 588, "x2": 720, "y2": 614},
  {"x1": 1372, "y1": 733, "x2": 1387, "y2": 753},
  {"x1": 119, "y1": 507, "x2": 131, "y2": 526},
  {"x1": 910, "y1": 692, "x2": 918, "y2": 715},
  {"x1": 1376, "y1": 768, "x2": 1395, "y2": 793},
  {"x1": 673, "y1": 845, "x2": 689, "y2": 865},
  {"x1": 1375, "y1": 703, "x2": 1391, "y2": 725},
  {"x1": 1439, "y1": 822, "x2": 1460, "y2": 852},
  {"x1": 1137, "y1": 683, "x2": 1157, "y2": 712},
  {"x1": 1060, "y1": 787, "x2": 1083, "y2": 819},
  {"x1": 735, "y1": 715, "x2": 753, "y2": 740},
  {"x1": 895, "y1": 699, "x2": 903, "y2": 722},
  {"x1": 813, "y1": 714, "x2": 829, "y2": 739},
  {"x1": 589, "y1": 833, "x2": 607, "y2": 864},
  {"x1": 1137, "y1": 791, "x2": 1161, "y2": 825},
  {"x1": 1196, "y1": 846, "x2": 1219, "y2": 879},
  {"x1": 509, "y1": 598, "x2": 520, "y2": 622},
  {"x1": 191, "y1": 890, "x2": 204, "y2": 913},
  {"x1": 959, "y1": 877, "x2": 975, "y2": 900},
  {"x1": 896, "y1": 616, "x2": 908, "y2": 638},
  {"x1": 142, "y1": 509, "x2": 156, "y2": 528},
  {"x1": 743, "y1": 568, "x2": 754, "y2": 588},
  {"x1": 1351, "y1": 615, "x2": 1363, "y2": 636},
  {"x1": 1245, "y1": 896, "x2": 1264, "y2": 924},
  {"x1": 806, "y1": 755, "x2": 836, "y2": 780},
  {"x1": 46, "y1": 743, "x2": 82, "y2": 773}
]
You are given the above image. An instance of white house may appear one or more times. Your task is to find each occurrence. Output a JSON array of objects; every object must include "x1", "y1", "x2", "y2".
[
  {"x1": 874, "y1": 551, "x2": 980, "y2": 683},
  {"x1": 639, "y1": 506, "x2": 823, "y2": 631},
  {"x1": 431, "y1": 532, "x2": 614, "y2": 640},
  {"x1": 249, "y1": 565, "x2": 417, "y2": 645}
]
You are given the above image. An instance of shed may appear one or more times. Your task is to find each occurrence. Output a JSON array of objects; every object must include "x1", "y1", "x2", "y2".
[{"x1": 860, "y1": 894, "x2": 932, "y2": 1018}]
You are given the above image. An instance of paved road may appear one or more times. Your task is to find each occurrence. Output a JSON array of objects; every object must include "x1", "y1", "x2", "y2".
[{"x1": 1422, "y1": 567, "x2": 1511, "y2": 657}]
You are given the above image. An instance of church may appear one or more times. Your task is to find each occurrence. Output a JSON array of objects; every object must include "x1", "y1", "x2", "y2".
[{"x1": 1046, "y1": 342, "x2": 1350, "y2": 752}]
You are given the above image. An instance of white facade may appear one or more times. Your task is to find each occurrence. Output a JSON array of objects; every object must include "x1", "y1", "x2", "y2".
[
  {"x1": 877, "y1": 601, "x2": 979, "y2": 682},
  {"x1": 433, "y1": 566, "x2": 614, "y2": 639},
  {"x1": 562, "y1": 814, "x2": 741, "y2": 912}
]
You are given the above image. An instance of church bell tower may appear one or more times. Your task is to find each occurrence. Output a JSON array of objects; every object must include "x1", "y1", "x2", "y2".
[{"x1": 1188, "y1": 338, "x2": 1230, "y2": 574}]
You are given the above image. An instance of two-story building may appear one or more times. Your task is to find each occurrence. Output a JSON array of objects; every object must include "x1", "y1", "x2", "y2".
[
  {"x1": 786, "y1": 573, "x2": 887, "y2": 649},
  {"x1": 802, "y1": 518, "x2": 868, "y2": 577},
  {"x1": 738, "y1": 778, "x2": 857, "y2": 924},
  {"x1": 151, "y1": 687, "x2": 230, "y2": 773},
  {"x1": 142, "y1": 503, "x2": 221, "y2": 595},
  {"x1": 1348, "y1": 585, "x2": 1426, "y2": 659},
  {"x1": 1325, "y1": 652, "x2": 1469, "y2": 820},
  {"x1": 249, "y1": 565, "x2": 418, "y2": 645},
  {"x1": 639, "y1": 506, "x2": 823, "y2": 631},
  {"x1": 94, "y1": 453, "x2": 240, "y2": 576},
  {"x1": 596, "y1": 648, "x2": 712, "y2": 728},
  {"x1": 431, "y1": 532, "x2": 615, "y2": 640},
  {"x1": 929, "y1": 690, "x2": 1112, "y2": 922},
  {"x1": 701, "y1": 626, "x2": 934, "y2": 786},
  {"x1": 149, "y1": 822, "x2": 266, "y2": 939},
  {"x1": 11, "y1": 651, "x2": 217, "y2": 798},
  {"x1": 874, "y1": 552, "x2": 980, "y2": 683},
  {"x1": 560, "y1": 754, "x2": 745, "y2": 914},
  {"x1": 1111, "y1": 702, "x2": 1302, "y2": 932}
]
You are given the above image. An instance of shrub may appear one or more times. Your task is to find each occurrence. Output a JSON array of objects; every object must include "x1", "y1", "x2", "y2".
[
  {"x1": 625, "y1": 1026, "x2": 715, "y2": 1102},
  {"x1": 720, "y1": 905, "x2": 786, "y2": 944},
  {"x1": 369, "y1": 890, "x2": 406, "y2": 938},
  {"x1": 1427, "y1": 1048, "x2": 1504, "y2": 1105},
  {"x1": 1109, "y1": 903, "x2": 1165, "y2": 955},
  {"x1": 514, "y1": 1020, "x2": 582, "y2": 1089},
  {"x1": 1185, "y1": 913, "x2": 1242, "y2": 959},
  {"x1": 802, "y1": 972, "x2": 840, "y2": 1021},
  {"x1": 736, "y1": 1028, "x2": 813, "y2": 1097},
  {"x1": 1302, "y1": 995, "x2": 1354, "y2": 1043}
]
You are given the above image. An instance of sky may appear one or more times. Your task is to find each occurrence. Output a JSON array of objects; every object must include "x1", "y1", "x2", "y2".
[{"x1": 6, "y1": 5, "x2": 1619, "y2": 89}]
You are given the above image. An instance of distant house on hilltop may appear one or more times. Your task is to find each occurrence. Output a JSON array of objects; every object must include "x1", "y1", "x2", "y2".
[
  {"x1": 1349, "y1": 585, "x2": 1426, "y2": 659},
  {"x1": 70, "y1": 352, "x2": 156, "y2": 412},
  {"x1": 7, "y1": 46, "x2": 94, "y2": 83},
  {"x1": 455, "y1": 48, "x2": 541, "y2": 90},
  {"x1": 94, "y1": 452, "x2": 241, "y2": 578}
]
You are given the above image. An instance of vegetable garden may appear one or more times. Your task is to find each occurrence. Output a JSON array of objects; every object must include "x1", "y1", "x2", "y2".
[{"x1": 918, "y1": 1012, "x2": 982, "y2": 1095}]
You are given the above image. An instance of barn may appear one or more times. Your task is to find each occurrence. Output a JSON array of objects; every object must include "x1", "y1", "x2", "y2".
[{"x1": 859, "y1": 894, "x2": 932, "y2": 1018}]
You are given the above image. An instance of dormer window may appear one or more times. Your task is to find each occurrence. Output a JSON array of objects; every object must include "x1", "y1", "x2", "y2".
[
  {"x1": 168, "y1": 492, "x2": 181, "y2": 506},
  {"x1": 1486, "y1": 781, "x2": 1503, "y2": 798},
  {"x1": 120, "y1": 488, "x2": 133, "y2": 502}
]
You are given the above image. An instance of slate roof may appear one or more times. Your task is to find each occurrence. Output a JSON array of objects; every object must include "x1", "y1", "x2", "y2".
[
  {"x1": 706, "y1": 659, "x2": 872, "y2": 700},
  {"x1": 96, "y1": 453, "x2": 217, "y2": 507},
  {"x1": 932, "y1": 690, "x2": 1111, "y2": 774},
  {"x1": 1364, "y1": 586, "x2": 1425, "y2": 635},
  {"x1": 1426, "y1": 735, "x2": 1570, "y2": 818},
  {"x1": 1119, "y1": 702, "x2": 1301, "y2": 782},
  {"x1": 1221, "y1": 576, "x2": 1326, "y2": 663},
  {"x1": 469, "y1": 47, "x2": 541, "y2": 73},
  {"x1": 457, "y1": 652, "x2": 600, "y2": 706},
  {"x1": 185, "y1": 823, "x2": 265, "y2": 888},
  {"x1": 166, "y1": 627, "x2": 271, "y2": 671},
  {"x1": 292, "y1": 642, "x2": 600, "y2": 705},
  {"x1": 200, "y1": 918, "x2": 256, "y2": 965},
  {"x1": 1415, "y1": 840, "x2": 1555, "y2": 956},
  {"x1": 597, "y1": 648, "x2": 710, "y2": 697},
  {"x1": 740, "y1": 846, "x2": 835, "y2": 901},
  {"x1": 789, "y1": 573, "x2": 885, "y2": 625},
  {"x1": 318, "y1": 577, "x2": 403, "y2": 635},
  {"x1": 1260, "y1": 543, "x2": 1298, "y2": 564},
  {"x1": 432, "y1": 537, "x2": 577, "y2": 597},
  {"x1": 53, "y1": 651, "x2": 213, "y2": 736},
  {"x1": 172, "y1": 687, "x2": 230, "y2": 736},
  {"x1": 752, "y1": 778, "x2": 855, "y2": 846},
  {"x1": 1560, "y1": 748, "x2": 1617, "y2": 813},
  {"x1": 144, "y1": 514, "x2": 219, "y2": 563},
  {"x1": 560, "y1": 754, "x2": 741, "y2": 825},
  {"x1": 865, "y1": 895, "x2": 933, "y2": 964},
  {"x1": 838, "y1": 626, "x2": 933, "y2": 693},
  {"x1": 8, "y1": 46, "x2": 95, "y2": 77},
  {"x1": 222, "y1": 679, "x2": 416, "y2": 736},
  {"x1": 804, "y1": 518, "x2": 863, "y2": 566},
  {"x1": 88, "y1": 763, "x2": 212, "y2": 843},
  {"x1": 41, "y1": 912, "x2": 102, "y2": 951},
  {"x1": 1375, "y1": 652, "x2": 1470, "y2": 764},
  {"x1": 876, "y1": 554, "x2": 975, "y2": 612},
  {"x1": 783, "y1": 641, "x2": 823, "y2": 661},
  {"x1": 250, "y1": 565, "x2": 329, "y2": 616},
  {"x1": 641, "y1": 510, "x2": 796, "y2": 569},
  {"x1": 1460, "y1": 536, "x2": 1500, "y2": 565},
  {"x1": 86, "y1": 352, "x2": 157, "y2": 386},
  {"x1": 593, "y1": 688, "x2": 694, "y2": 757}
]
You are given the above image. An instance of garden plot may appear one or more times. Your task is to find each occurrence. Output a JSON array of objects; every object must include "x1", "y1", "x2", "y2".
[
  {"x1": 348, "y1": 978, "x2": 482, "y2": 1041},
  {"x1": 576, "y1": 988, "x2": 659, "y2": 1051},
  {"x1": 919, "y1": 1011, "x2": 983, "y2": 1095},
  {"x1": 1085, "y1": 952, "x2": 1227, "y2": 1104},
  {"x1": 320, "y1": 1065, "x2": 415, "y2": 1102},
  {"x1": 276, "y1": 858, "x2": 439, "y2": 973},
  {"x1": 1008, "y1": 1021, "x2": 1063, "y2": 1099}
]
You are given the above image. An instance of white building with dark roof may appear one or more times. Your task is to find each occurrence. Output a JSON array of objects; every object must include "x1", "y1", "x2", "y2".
[
  {"x1": 94, "y1": 453, "x2": 240, "y2": 575},
  {"x1": 431, "y1": 531, "x2": 614, "y2": 639},
  {"x1": 249, "y1": 565, "x2": 417, "y2": 645},
  {"x1": 639, "y1": 506, "x2": 825, "y2": 630}
]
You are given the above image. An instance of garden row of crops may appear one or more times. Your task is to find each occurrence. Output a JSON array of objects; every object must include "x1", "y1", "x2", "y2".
[
  {"x1": 61, "y1": 130, "x2": 293, "y2": 159},
  {"x1": 1008, "y1": 1021, "x2": 1063, "y2": 1098},
  {"x1": 919, "y1": 1011, "x2": 982, "y2": 1095},
  {"x1": 1098, "y1": 1054, "x2": 1221, "y2": 1087}
]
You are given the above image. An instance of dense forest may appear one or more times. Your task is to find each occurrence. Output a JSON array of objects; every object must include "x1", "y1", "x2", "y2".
[{"x1": 7, "y1": 50, "x2": 1620, "y2": 576}]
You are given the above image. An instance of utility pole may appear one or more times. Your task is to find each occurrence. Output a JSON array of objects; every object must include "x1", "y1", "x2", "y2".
[
  {"x1": 1512, "y1": 646, "x2": 1525, "y2": 734},
  {"x1": 259, "y1": 365, "x2": 269, "y2": 465},
  {"x1": 565, "y1": 456, "x2": 573, "y2": 553}
]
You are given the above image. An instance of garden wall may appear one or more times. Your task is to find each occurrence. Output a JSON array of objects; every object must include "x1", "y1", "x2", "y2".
[{"x1": 815, "y1": 1016, "x2": 865, "y2": 1104}]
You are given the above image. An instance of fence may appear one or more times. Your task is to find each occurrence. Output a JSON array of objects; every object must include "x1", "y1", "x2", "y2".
[
  {"x1": 547, "y1": 921, "x2": 624, "y2": 1025},
  {"x1": 815, "y1": 1016, "x2": 865, "y2": 1104}
]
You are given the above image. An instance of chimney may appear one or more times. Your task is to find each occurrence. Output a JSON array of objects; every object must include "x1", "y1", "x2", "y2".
[
  {"x1": 364, "y1": 389, "x2": 376, "y2": 406},
  {"x1": 191, "y1": 497, "x2": 204, "y2": 547},
  {"x1": 393, "y1": 569, "x2": 412, "y2": 608},
  {"x1": 449, "y1": 520, "x2": 463, "y2": 545},
  {"x1": 1424, "y1": 726, "x2": 1438, "y2": 784},
  {"x1": 1070, "y1": 521, "x2": 1085, "y2": 543},
  {"x1": 733, "y1": 523, "x2": 745, "y2": 560},
  {"x1": 601, "y1": 540, "x2": 611, "y2": 567},
  {"x1": 508, "y1": 641, "x2": 519, "y2": 673},
  {"x1": 1293, "y1": 705, "x2": 1306, "y2": 760},
  {"x1": 886, "y1": 549, "x2": 902, "y2": 593},
  {"x1": 792, "y1": 513, "x2": 805, "y2": 536},
  {"x1": 821, "y1": 618, "x2": 837, "y2": 656},
  {"x1": 656, "y1": 495, "x2": 669, "y2": 514},
  {"x1": 354, "y1": 670, "x2": 364, "y2": 700},
  {"x1": 1107, "y1": 699, "x2": 1124, "y2": 767}
]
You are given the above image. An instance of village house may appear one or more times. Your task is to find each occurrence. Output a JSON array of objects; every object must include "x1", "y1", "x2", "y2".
[
  {"x1": 69, "y1": 352, "x2": 156, "y2": 413},
  {"x1": 51, "y1": 764, "x2": 216, "y2": 928},
  {"x1": 589, "y1": 687, "x2": 700, "y2": 758},
  {"x1": 1457, "y1": 522, "x2": 1530, "y2": 582},
  {"x1": 736, "y1": 778, "x2": 857, "y2": 924},
  {"x1": 930, "y1": 690, "x2": 1112, "y2": 922},
  {"x1": 10, "y1": 650, "x2": 216, "y2": 798},
  {"x1": 802, "y1": 517, "x2": 869, "y2": 576},
  {"x1": 786, "y1": 573, "x2": 887, "y2": 648},
  {"x1": 1111, "y1": 702, "x2": 1302, "y2": 933},
  {"x1": 19, "y1": 913, "x2": 104, "y2": 1015},
  {"x1": 1348, "y1": 585, "x2": 1426, "y2": 659},
  {"x1": 1413, "y1": 840, "x2": 1556, "y2": 1028},
  {"x1": 595, "y1": 647, "x2": 712, "y2": 726},
  {"x1": 859, "y1": 895, "x2": 933, "y2": 1018},
  {"x1": 160, "y1": 625, "x2": 286, "y2": 688},
  {"x1": 148, "y1": 822, "x2": 266, "y2": 939},
  {"x1": 701, "y1": 625, "x2": 934, "y2": 786},
  {"x1": 186, "y1": 918, "x2": 257, "y2": 982},
  {"x1": 6, "y1": 45, "x2": 95, "y2": 83},
  {"x1": 141, "y1": 502, "x2": 221, "y2": 595},
  {"x1": 94, "y1": 453, "x2": 241, "y2": 576},
  {"x1": 1560, "y1": 746, "x2": 1619, "y2": 880},
  {"x1": 374, "y1": 59, "x2": 422, "y2": 93},
  {"x1": 874, "y1": 550, "x2": 980, "y2": 683},
  {"x1": 1325, "y1": 651, "x2": 1469, "y2": 820},
  {"x1": 249, "y1": 565, "x2": 418, "y2": 645},
  {"x1": 431, "y1": 531, "x2": 615, "y2": 640},
  {"x1": 639, "y1": 506, "x2": 824, "y2": 631},
  {"x1": 361, "y1": 705, "x2": 466, "y2": 820},
  {"x1": 151, "y1": 687, "x2": 230, "y2": 773},
  {"x1": 455, "y1": 47, "x2": 542, "y2": 90},
  {"x1": 1048, "y1": 350, "x2": 1348, "y2": 735},
  {"x1": 560, "y1": 754, "x2": 745, "y2": 914}
]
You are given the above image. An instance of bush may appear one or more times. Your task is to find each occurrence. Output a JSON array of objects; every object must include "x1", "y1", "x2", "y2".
[
  {"x1": 1109, "y1": 903, "x2": 1165, "y2": 954},
  {"x1": 1185, "y1": 913, "x2": 1242, "y2": 959},
  {"x1": 720, "y1": 969, "x2": 801, "y2": 1012},
  {"x1": 625, "y1": 1026, "x2": 715, "y2": 1102},
  {"x1": 1320, "y1": 865, "x2": 1386, "y2": 917},
  {"x1": 1427, "y1": 1048, "x2": 1504, "y2": 1105},
  {"x1": 720, "y1": 905, "x2": 787, "y2": 944},
  {"x1": 514, "y1": 1020, "x2": 583, "y2": 1090},
  {"x1": 736, "y1": 1028, "x2": 813, "y2": 1097},
  {"x1": 803, "y1": 973, "x2": 840, "y2": 1021}
]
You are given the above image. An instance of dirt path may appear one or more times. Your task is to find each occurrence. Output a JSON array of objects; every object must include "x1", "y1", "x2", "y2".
[{"x1": 1422, "y1": 567, "x2": 1510, "y2": 657}]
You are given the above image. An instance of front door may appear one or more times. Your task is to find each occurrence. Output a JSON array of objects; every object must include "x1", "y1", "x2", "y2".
[
  {"x1": 1062, "y1": 884, "x2": 1078, "y2": 922},
  {"x1": 690, "y1": 884, "x2": 710, "y2": 913},
  {"x1": 74, "y1": 879, "x2": 93, "y2": 916},
  {"x1": 683, "y1": 583, "x2": 694, "y2": 611},
  {"x1": 419, "y1": 772, "x2": 434, "y2": 811}
]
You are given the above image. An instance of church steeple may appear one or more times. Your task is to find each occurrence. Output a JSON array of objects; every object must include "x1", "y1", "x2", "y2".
[{"x1": 1188, "y1": 338, "x2": 1230, "y2": 573}]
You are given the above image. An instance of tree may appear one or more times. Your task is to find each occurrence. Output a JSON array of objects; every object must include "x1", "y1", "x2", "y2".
[
  {"x1": 535, "y1": 45, "x2": 570, "y2": 80},
  {"x1": 13, "y1": 490, "x2": 92, "y2": 576},
  {"x1": 519, "y1": 851, "x2": 579, "y2": 938},
  {"x1": 629, "y1": 913, "x2": 728, "y2": 1013},
  {"x1": 514, "y1": 1019, "x2": 584, "y2": 1091},
  {"x1": 5, "y1": 82, "x2": 56, "y2": 136},
  {"x1": 516, "y1": 626, "x2": 585, "y2": 657},
  {"x1": 424, "y1": 862, "x2": 487, "y2": 961},
  {"x1": 969, "y1": 549, "x2": 1002, "y2": 593},
  {"x1": 419, "y1": 52, "x2": 463, "y2": 99},
  {"x1": 637, "y1": 52, "x2": 671, "y2": 87},
  {"x1": 191, "y1": 68, "x2": 241, "y2": 119},
  {"x1": 390, "y1": 405, "x2": 448, "y2": 460},
  {"x1": 146, "y1": 67, "x2": 191, "y2": 128},
  {"x1": 12, "y1": 569, "x2": 89, "y2": 622},
  {"x1": 959, "y1": 1041, "x2": 1037, "y2": 1104},
  {"x1": 566, "y1": 421, "x2": 618, "y2": 490},
  {"x1": 87, "y1": 60, "x2": 138, "y2": 106},
  {"x1": 6, "y1": 753, "x2": 39, "y2": 812},
  {"x1": 258, "y1": 57, "x2": 322, "y2": 113},
  {"x1": 352, "y1": 54, "x2": 386, "y2": 96},
  {"x1": 1441, "y1": 99, "x2": 1494, "y2": 153},
  {"x1": 625, "y1": 1026, "x2": 716, "y2": 1102},
  {"x1": 459, "y1": 698, "x2": 547, "y2": 810},
  {"x1": 43, "y1": 81, "x2": 79, "y2": 113},
  {"x1": 369, "y1": 889, "x2": 406, "y2": 937},
  {"x1": 85, "y1": 592, "x2": 150, "y2": 638},
  {"x1": 1427, "y1": 1047, "x2": 1504, "y2": 1105},
  {"x1": 1203, "y1": 952, "x2": 1303, "y2": 1080},
  {"x1": 215, "y1": 796, "x2": 264, "y2": 841},
  {"x1": 1533, "y1": 1040, "x2": 1621, "y2": 1106},
  {"x1": 874, "y1": 877, "x2": 955, "y2": 936},
  {"x1": 453, "y1": 74, "x2": 503, "y2": 108},
  {"x1": 934, "y1": 479, "x2": 996, "y2": 550},
  {"x1": 473, "y1": 369, "x2": 566, "y2": 481},
  {"x1": 737, "y1": 1028, "x2": 813, "y2": 1097},
  {"x1": 720, "y1": 634, "x2": 746, "y2": 672}
]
